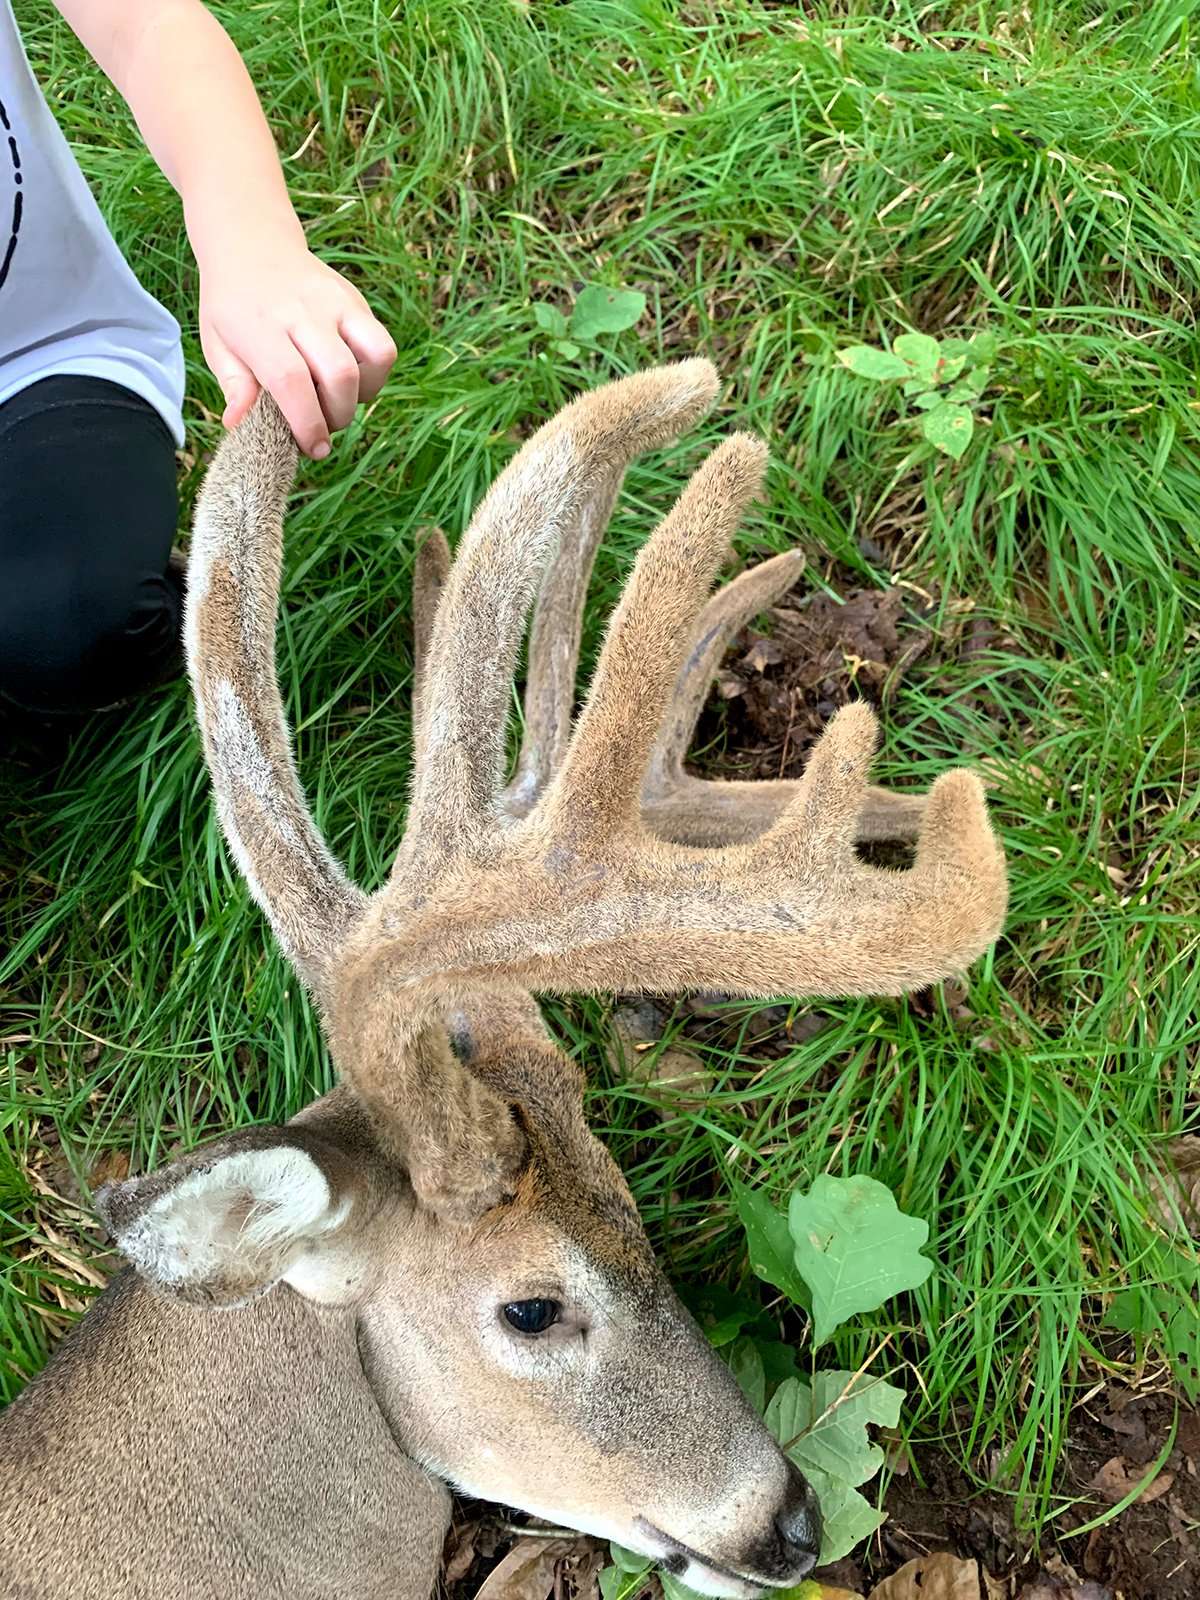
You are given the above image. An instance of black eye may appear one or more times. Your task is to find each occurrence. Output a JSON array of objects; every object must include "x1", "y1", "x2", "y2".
[{"x1": 503, "y1": 1298, "x2": 561, "y2": 1334}]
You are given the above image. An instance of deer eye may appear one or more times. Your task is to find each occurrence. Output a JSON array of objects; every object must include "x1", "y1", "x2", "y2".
[{"x1": 502, "y1": 1299, "x2": 561, "y2": 1334}]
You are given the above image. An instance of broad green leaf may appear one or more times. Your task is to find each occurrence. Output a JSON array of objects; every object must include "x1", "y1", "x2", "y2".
[
  {"x1": 757, "y1": 1337, "x2": 801, "y2": 1395},
  {"x1": 533, "y1": 302, "x2": 568, "y2": 337},
  {"x1": 554, "y1": 339, "x2": 581, "y2": 360},
  {"x1": 920, "y1": 402, "x2": 974, "y2": 460},
  {"x1": 733, "y1": 1181, "x2": 812, "y2": 1311},
  {"x1": 788, "y1": 1175, "x2": 933, "y2": 1345},
  {"x1": 893, "y1": 332, "x2": 941, "y2": 381},
  {"x1": 938, "y1": 337, "x2": 970, "y2": 360},
  {"x1": 601, "y1": 1559, "x2": 653, "y2": 1600},
  {"x1": 681, "y1": 1282, "x2": 771, "y2": 1347},
  {"x1": 570, "y1": 286, "x2": 645, "y2": 339},
  {"x1": 914, "y1": 391, "x2": 943, "y2": 411},
  {"x1": 706, "y1": 1310, "x2": 754, "y2": 1348},
  {"x1": 1105, "y1": 1286, "x2": 1159, "y2": 1335},
  {"x1": 969, "y1": 330, "x2": 998, "y2": 362},
  {"x1": 796, "y1": 1466, "x2": 886, "y2": 1565},
  {"x1": 946, "y1": 382, "x2": 977, "y2": 404},
  {"x1": 1166, "y1": 1302, "x2": 1200, "y2": 1402},
  {"x1": 765, "y1": 1371, "x2": 903, "y2": 1563},
  {"x1": 837, "y1": 345, "x2": 909, "y2": 381},
  {"x1": 598, "y1": 1567, "x2": 624, "y2": 1600},
  {"x1": 938, "y1": 354, "x2": 967, "y2": 383},
  {"x1": 964, "y1": 363, "x2": 991, "y2": 395},
  {"x1": 727, "y1": 1336, "x2": 767, "y2": 1413},
  {"x1": 660, "y1": 1574, "x2": 707, "y2": 1600},
  {"x1": 609, "y1": 1545, "x2": 653, "y2": 1576},
  {"x1": 765, "y1": 1370, "x2": 905, "y2": 1486}
]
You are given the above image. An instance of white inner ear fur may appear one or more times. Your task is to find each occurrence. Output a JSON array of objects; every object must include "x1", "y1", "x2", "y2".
[{"x1": 118, "y1": 1147, "x2": 350, "y2": 1290}]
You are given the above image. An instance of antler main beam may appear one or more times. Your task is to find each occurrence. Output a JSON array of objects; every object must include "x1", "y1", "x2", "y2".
[{"x1": 186, "y1": 402, "x2": 367, "y2": 1003}]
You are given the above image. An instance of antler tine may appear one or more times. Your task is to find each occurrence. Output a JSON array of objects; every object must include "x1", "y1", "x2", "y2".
[
  {"x1": 391, "y1": 359, "x2": 721, "y2": 892},
  {"x1": 640, "y1": 551, "x2": 928, "y2": 849},
  {"x1": 410, "y1": 527, "x2": 452, "y2": 768},
  {"x1": 646, "y1": 549, "x2": 806, "y2": 792},
  {"x1": 186, "y1": 396, "x2": 367, "y2": 1003},
  {"x1": 502, "y1": 465, "x2": 625, "y2": 818},
  {"x1": 543, "y1": 432, "x2": 769, "y2": 842}
]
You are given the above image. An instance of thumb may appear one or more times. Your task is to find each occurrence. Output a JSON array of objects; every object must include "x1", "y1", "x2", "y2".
[{"x1": 204, "y1": 328, "x2": 259, "y2": 429}]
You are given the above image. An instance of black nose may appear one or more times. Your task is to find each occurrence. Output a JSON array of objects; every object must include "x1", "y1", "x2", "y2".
[{"x1": 775, "y1": 1464, "x2": 822, "y2": 1574}]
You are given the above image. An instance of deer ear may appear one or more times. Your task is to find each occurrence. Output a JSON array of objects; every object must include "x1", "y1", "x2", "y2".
[{"x1": 95, "y1": 1126, "x2": 363, "y2": 1308}]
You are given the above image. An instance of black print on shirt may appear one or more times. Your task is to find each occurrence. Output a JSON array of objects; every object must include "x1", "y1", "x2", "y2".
[{"x1": 0, "y1": 94, "x2": 23, "y2": 291}]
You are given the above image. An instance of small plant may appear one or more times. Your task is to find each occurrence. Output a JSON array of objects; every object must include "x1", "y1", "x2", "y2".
[
  {"x1": 836, "y1": 331, "x2": 997, "y2": 461},
  {"x1": 600, "y1": 1175, "x2": 934, "y2": 1597},
  {"x1": 532, "y1": 284, "x2": 646, "y2": 360}
]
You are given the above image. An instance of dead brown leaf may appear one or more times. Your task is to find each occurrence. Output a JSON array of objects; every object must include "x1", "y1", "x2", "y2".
[
  {"x1": 868, "y1": 1552, "x2": 982, "y2": 1600},
  {"x1": 1086, "y1": 1454, "x2": 1174, "y2": 1505},
  {"x1": 1016, "y1": 1580, "x2": 1112, "y2": 1600},
  {"x1": 1144, "y1": 1134, "x2": 1200, "y2": 1233},
  {"x1": 607, "y1": 1005, "x2": 713, "y2": 1115},
  {"x1": 472, "y1": 1538, "x2": 584, "y2": 1600},
  {"x1": 740, "y1": 635, "x2": 785, "y2": 674}
]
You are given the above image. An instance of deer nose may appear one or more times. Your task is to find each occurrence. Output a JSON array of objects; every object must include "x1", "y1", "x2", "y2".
[{"x1": 775, "y1": 1465, "x2": 822, "y2": 1575}]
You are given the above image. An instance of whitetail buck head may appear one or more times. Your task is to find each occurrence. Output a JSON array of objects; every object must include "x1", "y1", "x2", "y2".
[{"x1": 97, "y1": 362, "x2": 1006, "y2": 1595}]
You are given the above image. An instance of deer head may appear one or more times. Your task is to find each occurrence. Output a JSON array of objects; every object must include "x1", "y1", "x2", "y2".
[{"x1": 97, "y1": 362, "x2": 1006, "y2": 1596}]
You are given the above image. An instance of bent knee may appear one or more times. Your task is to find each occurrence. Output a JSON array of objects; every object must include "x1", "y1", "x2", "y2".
[{"x1": 0, "y1": 559, "x2": 182, "y2": 712}]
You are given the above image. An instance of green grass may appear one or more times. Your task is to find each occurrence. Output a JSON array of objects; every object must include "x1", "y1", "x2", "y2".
[{"x1": 2, "y1": 0, "x2": 1198, "y2": 1549}]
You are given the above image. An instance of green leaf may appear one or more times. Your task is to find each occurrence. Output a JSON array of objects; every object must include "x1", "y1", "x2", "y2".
[
  {"x1": 1166, "y1": 1302, "x2": 1200, "y2": 1402},
  {"x1": 733, "y1": 1181, "x2": 812, "y2": 1311},
  {"x1": 938, "y1": 337, "x2": 970, "y2": 360},
  {"x1": 601, "y1": 1558, "x2": 654, "y2": 1600},
  {"x1": 598, "y1": 1567, "x2": 624, "y2": 1600},
  {"x1": 920, "y1": 402, "x2": 974, "y2": 461},
  {"x1": 727, "y1": 1336, "x2": 767, "y2": 1413},
  {"x1": 765, "y1": 1370, "x2": 905, "y2": 1486},
  {"x1": 554, "y1": 339, "x2": 581, "y2": 360},
  {"x1": 660, "y1": 1574, "x2": 708, "y2": 1600},
  {"x1": 609, "y1": 1545, "x2": 653, "y2": 1576},
  {"x1": 902, "y1": 377, "x2": 932, "y2": 397},
  {"x1": 787, "y1": 1175, "x2": 933, "y2": 1345},
  {"x1": 837, "y1": 345, "x2": 910, "y2": 381},
  {"x1": 533, "y1": 302, "x2": 568, "y2": 338},
  {"x1": 765, "y1": 1370, "x2": 904, "y2": 1563},
  {"x1": 1106, "y1": 1286, "x2": 1159, "y2": 1335},
  {"x1": 570, "y1": 286, "x2": 645, "y2": 339},
  {"x1": 893, "y1": 331, "x2": 941, "y2": 381},
  {"x1": 964, "y1": 363, "x2": 991, "y2": 396},
  {"x1": 938, "y1": 354, "x2": 968, "y2": 383},
  {"x1": 913, "y1": 392, "x2": 943, "y2": 411},
  {"x1": 969, "y1": 330, "x2": 998, "y2": 363},
  {"x1": 757, "y1": 1337, "x2": 801, "y2": 1395},
  {"x1": 680, "y1": 1283, "x2": 772, "y2": 1346},
  {"x1": 795, "y1": 1467, "x2": 886, "y2": 1565}
]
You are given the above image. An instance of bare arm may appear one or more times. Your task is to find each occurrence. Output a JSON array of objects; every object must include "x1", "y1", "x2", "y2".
[{"x1": 54, "y1": 0, "x2": 396, "y2": 456}]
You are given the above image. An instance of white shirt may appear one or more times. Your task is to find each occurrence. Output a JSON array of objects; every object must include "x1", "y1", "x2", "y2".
[{"x1": 0, "y1": 1, "x2": 184, "y2": 443}]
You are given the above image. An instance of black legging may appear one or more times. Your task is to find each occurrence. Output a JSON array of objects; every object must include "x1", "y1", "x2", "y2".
[{"x1": 0, "y1": 374, "x2": 182, "y2": 712}]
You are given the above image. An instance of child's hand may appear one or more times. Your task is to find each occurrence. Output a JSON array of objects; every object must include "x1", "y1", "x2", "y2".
[{"x1": 199, "y1": 244, "x2": 396, "y2": 458}]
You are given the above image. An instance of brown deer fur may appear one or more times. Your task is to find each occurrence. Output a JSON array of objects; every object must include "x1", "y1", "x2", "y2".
[{"x1": 0, "y1": 361, "x2": 1006, "y2": 1600}]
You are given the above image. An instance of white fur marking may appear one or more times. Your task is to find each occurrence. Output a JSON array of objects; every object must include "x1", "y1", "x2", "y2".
[{"x1": 119, "y1": 1148, "x2": 347, "y2": 1289}]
